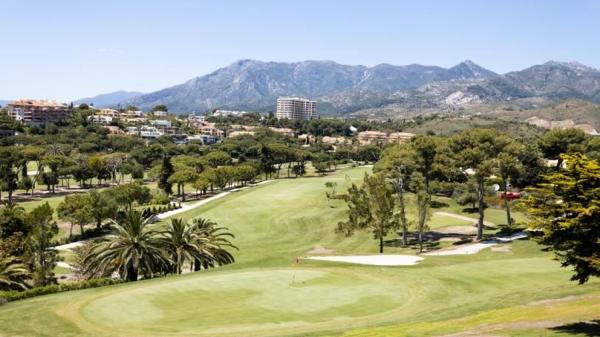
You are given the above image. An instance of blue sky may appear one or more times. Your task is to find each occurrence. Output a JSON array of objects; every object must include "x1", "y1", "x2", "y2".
[{"x1": 2, "y1": 0, "x2": 599, "y2": 101}]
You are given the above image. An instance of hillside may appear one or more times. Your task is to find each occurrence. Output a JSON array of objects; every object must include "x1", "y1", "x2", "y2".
[
  {"x1": 403, "y1": 116, "x2": 545, "y2": 139},
  {"x1": 488, "y1": 99, "x2": 600, "y2": 130},
  {"x1": 74, "y1": 90, "x2": 143, "y2": 107},
  {"x1": 119, "y1": 59, "x2": 600, "y2": 116},
  {"x1": 457, "y1": 62, "x2": 600, "y2": 105},
  {"x1": 123, "y1": 59, "x2": 497, "y2": 113}
]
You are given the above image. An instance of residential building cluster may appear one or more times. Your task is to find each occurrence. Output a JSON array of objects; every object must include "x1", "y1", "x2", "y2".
[
  {"x1": 227, "y1": 125, "x2": 294, "y2": 138},
  {"x1": 3, "y1": 97, "x2": 417, "y2": 148},
  {"x1": 357, "y1": 131, "x2": 415, "y2": 145},
  {"x1": 210, "y1": 109, "x2": 252, "y2": 117},
  {"x1": 7, "y1": 99, "x2": 71, "y2": 124},
  {"x1": 91, "y1": 108, "x2": 145, "y2": 124}
]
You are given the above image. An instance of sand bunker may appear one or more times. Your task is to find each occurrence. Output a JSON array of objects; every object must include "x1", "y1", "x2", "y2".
[
  {"x1": 424, "y1": 232, "x2": 528, "y2": 256},
  {"x1": 306, "y1": 255, "x2": 423, "y2": 266}
]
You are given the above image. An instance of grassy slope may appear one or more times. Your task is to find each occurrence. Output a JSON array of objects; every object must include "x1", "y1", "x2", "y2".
[{"x1": 0, "y1": 166, "x2": 598, "y2": 337}]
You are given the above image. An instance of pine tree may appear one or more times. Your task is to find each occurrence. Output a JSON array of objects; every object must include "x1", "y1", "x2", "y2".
[
  {"x1": 524, "y1": 154, "x2": 600, "y2": 284},
  {"x1": 158, "y1": 156, "x2": 174, "y2": 195}
]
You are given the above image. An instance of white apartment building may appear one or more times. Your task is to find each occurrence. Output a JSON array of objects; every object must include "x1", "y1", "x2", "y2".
[
  {"x1": 139, "y1": 126, "x2": 162, "y2": 138},
  {"x1": 7, "y1": 99, "x2": 71, "y2": 124},
  {"x1": 88, "y1": 115, "x2": 113, "y2": 125},
  {"x1": 276, "y1": 97, "x2": 317, "y2": 120},
  {"x1": 126, "y1": 126, "x2": 162, "y2": 138}
]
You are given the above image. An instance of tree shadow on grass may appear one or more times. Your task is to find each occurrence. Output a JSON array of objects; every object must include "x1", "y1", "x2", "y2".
[
  {"x1": 551, "y1": 320, "x2": 600, "y2": 336},
  {"x1": 430, "y1": 200, "x2": 449, "y2": 208},
  {"x1": 461, "y1": 207, "x2": 479, "y2": 213},
  {"x1": 384, "y1": 232, "x2": 475, "y2": 252}
]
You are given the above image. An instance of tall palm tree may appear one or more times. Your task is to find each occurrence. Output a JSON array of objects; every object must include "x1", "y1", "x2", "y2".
[
  {"x1": 161, "y1": 218, "x2": 237, "y2": 274},
  {"x1": 191, "y1": 218, "x2": 237, "y2": 271},
  {"x1": 160, "y1": 218, "x2": 209, "y2": 274},
  {"x1": 0, "y1": 256, "x2": 30, "y2": 291},
  {"x1": 83, "y1": 210, "x2": 170, "y2": 282}
]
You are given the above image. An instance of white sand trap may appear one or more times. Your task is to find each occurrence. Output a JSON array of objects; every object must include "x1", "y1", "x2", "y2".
[
  {"x1": 424, "y1": 232, "x2": 528, "y2": 256},
  {"x1": 306, "y1": 255, "x2": 423, "y2": 266},
  {"x1": 424, "y1": 242, "x2": 496, "y2": 256}
]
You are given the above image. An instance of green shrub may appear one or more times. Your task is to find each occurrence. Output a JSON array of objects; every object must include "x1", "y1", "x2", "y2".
[
  {"x1": 151, "y1": 191, "x2": 170, "y2": 205},
  {"x1": 0, "y1": 278, "x2": 121, "y2": 304}
]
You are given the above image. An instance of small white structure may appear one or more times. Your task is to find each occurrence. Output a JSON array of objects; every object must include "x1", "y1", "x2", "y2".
[
  {"x1": 150, "y1": 119, "x2": 172, "y2": 128},
  {"x1": 152, "y1": 110, "x2": 168, "y2": 117},
  {"x1": 139, "y1": 126, "x2": 162, "y2": 138},
  {"x1": 88, "y1": 115, "x2": 113, "y2": 125},
  {"x1": 188, "y1": 134, "x2": 218, "y2": 145},
  {"x1": 126, "y1": 126, "x2": 139, "y2": 135},
  {"x1": 188, "y1": 114, "x2": 205, "y2": 123},
  {"x1": 212, "y1": 109, "x2": 251, "y2": 117}
]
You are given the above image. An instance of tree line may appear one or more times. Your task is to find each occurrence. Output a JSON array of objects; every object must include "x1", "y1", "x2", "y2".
[{"x1": 336, "y1": 128, "x2": 600, "y2": 284}]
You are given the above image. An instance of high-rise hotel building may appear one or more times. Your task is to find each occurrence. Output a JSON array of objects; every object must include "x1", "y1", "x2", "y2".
[{"x1": 276, "y1": 97, "x2": 318, "y2": 120}]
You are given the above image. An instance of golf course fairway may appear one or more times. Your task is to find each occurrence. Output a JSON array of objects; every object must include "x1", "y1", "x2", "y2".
[{"x1": 0, "y1": 166, "x2": 598, "y2": 337}]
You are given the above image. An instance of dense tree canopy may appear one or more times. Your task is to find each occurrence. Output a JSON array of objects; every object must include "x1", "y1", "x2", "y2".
[{"x1": 523, "y1": 154, "x2": 600, "y2": 284}]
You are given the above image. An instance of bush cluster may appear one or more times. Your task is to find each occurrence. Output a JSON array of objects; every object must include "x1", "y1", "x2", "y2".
[
  {"x1": 145, "y1": 203, "x2": 181, "y2": 215},
  {"x1": 0, "y1": 278, "x2": 121, "y2": 304}
]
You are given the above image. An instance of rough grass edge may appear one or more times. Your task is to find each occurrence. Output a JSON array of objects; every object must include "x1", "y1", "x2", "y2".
[{"x1": 0, "y1": 278, "x2": 121, "y2": 305}]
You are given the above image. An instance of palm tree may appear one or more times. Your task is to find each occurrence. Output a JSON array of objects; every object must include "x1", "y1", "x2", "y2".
[
  {"x1": 0, "y1": 201, "x2": 27, "y2": 238},
  {"x1": 0, "y1": 256, "x2": 30, "y2": 291},
  {"x1": 161, "y1": 218, "x2": 237, "y2": 274},
  {"x1": 83, "y1": 210, "x2": 170, "y2": 282},
  {"x1": 160, "y1": 218, "x2": 209, "y2": 274},
  {"x1": 191, "y1": 218, "x2": 237, "y2": 271}
]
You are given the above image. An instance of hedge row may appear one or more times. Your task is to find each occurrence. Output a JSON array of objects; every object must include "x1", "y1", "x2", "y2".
[
  {"x1": 144, "y1": 202, "x2": 181, "y2": 215},
  {"x1": 0, "y1": 278, "x2": 121, "y2": 305}
]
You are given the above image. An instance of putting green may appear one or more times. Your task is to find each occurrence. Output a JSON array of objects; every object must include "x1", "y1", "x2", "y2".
[
  {"x1": 1, "y1": 166, "x2": 599, "y2": 337},
  {"x1": 76, "y1": 269, "x2": 411, "y2": 335}
]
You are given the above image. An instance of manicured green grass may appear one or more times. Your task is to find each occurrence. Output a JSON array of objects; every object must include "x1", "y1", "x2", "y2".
[{"x1": 0, "y1": 166, "x2": 598, "y2": 337}]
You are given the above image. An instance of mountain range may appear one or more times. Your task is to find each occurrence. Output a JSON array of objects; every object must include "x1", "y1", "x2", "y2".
[
  {"x1": 74, "y1": 91, "x2": 143, "y2": 108},
  {"x1": 87, "y1": 60, "x2": 600, "y2": 115}
]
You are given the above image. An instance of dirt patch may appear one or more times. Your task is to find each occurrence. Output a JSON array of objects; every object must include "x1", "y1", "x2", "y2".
[
  {"x1": 437, "y1": 321, "x2": 563, "y2": 337},
  {"x1": 436, "y1": 226, "x2": 477, "y2": 235},
  {"x1": 439, "y1": 237, "x2": 462, "y2": 242},
  {"x1": 434, "y1": 211, "x2": 495, "y2": 227},
  {"x1": 491, "y1": 245, "x2": 512, "y2": 253},
  {"x1": 437, "y1": 332, "x2": 503, "y2": 337},
  {"x1": 527, "y1": 295, "x2": 600, "y2": 307},
  {"x1": 437, "y1": 295, "x2": 600, "y2": 337},
  {"x1": 57, "y1": 220, "x2": 72, "y2": 231},
  {"x1": 56, "y1": 220, "x2": 84, "y2": 236},
  {"x1": 306, "y1": 245, "x2": 335, "y2": 255}
]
